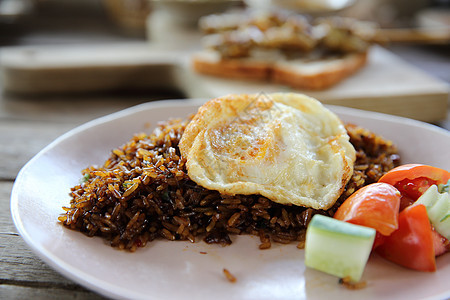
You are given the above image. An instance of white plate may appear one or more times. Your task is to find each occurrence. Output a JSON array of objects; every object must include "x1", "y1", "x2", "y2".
[{"x1": 11, "y1": 99, "x2": 450, "y2": 300}]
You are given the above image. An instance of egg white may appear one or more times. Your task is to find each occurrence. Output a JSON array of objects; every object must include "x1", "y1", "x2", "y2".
[{"x1": 179, "y1": 93, "x2": 355, "y2": 210}]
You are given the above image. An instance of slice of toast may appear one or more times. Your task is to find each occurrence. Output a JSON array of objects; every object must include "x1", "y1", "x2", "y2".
[
  {"x1": 272, "y1": 52, "x2": 368, "y2": 90},
  {"x1": 192, "y1": 50, "x2": 368, "y2": 90},
  {"x1": 192, "y1": 50, "x2": 272, "y2": 81}
]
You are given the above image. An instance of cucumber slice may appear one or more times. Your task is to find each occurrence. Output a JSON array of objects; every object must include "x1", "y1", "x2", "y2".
[
  {"x1": 436, "y1": 210, "x2": 450, "y2": 240},
  {"x1": 415, "y1": 185, "x2": 439, "y2": 210},
  {"x1": 416, "y1": 185, "x2": 450, "y2": 240},
  {"x1": 438, "y1": 179, "x2": 450, "y2": 193},
  {"x1": 305, "y1": 214, "x2": 375, "y2": 282},
  {"x1": 427, "y1": 191, "x2": 449, "y2": 223}
]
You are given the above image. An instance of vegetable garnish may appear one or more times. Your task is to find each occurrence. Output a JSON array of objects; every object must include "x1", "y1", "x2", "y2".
[
  {"x1": 334, "y1": 183, "x2": 401, "y2": 236},
  {"x1": 438, "y1": 179, "x2": 450, "y2": 193},
  {"x1": 304, "y1": 164, "x2": 450, "y2": 281},
  {"x1": 79, "y1": 173, "x2": 90, "y2": 184},
  {"x1": 306, "y1": 164, "x2": 450, "y2": 279},
  {"x1": 375, "y1": 204, "x2": 436, "y2": 272},
  {"x1": 378, "y1": 164, "x2": 450, "y2": 210},
  {"x1": 415, "y1": 184, "x2": 450, "y2": 240},
  {"x1": 305, "y1": 214, "x2": 375, "y2": 282}
]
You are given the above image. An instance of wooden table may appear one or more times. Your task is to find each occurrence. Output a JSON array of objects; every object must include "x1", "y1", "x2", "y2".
[{"x1": 1, "y1": 8, "x2": 449, "y2": 299}]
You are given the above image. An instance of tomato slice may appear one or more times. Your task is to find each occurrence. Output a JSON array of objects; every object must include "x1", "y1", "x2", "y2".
[
  {"x1": 433, "y1": 229, "x2": 450, "y2": 257},
  {"x1": 334, "y1": 182, "x2": 401, "y2": 236},
  {"x1": 376, "y1": 204, "x2": 436, "y2": 272},
  {"x1": 373, "y1": 232, "x2": 386, "y2": 249},
  {"x1": 378, "y1": 164, "x2": 450, "y2": 203}
]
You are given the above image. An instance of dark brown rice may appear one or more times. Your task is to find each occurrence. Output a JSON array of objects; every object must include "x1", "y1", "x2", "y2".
[{"x1": 59, "y1": 119, "x2": 400, "y2": 252}]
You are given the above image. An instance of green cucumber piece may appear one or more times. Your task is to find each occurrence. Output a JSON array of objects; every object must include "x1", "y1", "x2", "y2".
[
  {"x1": 427, "y1": 191, "x2": 449, "y2": 223},
  {"x1": 438, "y1": 179, "x2": 450, "y2": 193},
  {"x1": 417, "y1": 185, "x2": 450, "y2": 240},
  {"x1": 415, "y1": 185, "x2": 439, "y2": 210},
  {"x1": 436, "y1": 210, "x2": 450, "y2": 240},
  {"x1": 305, "y1": 214, "x2": 375, "y2": 282}
]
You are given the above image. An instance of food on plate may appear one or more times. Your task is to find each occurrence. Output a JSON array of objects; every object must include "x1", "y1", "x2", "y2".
[
  {"x1": 334, "y1": 182, "x2": 401, "y2": 236},
  {"x1": 59, "y1": 93, "x2": 400, "y2": 252},
  {"x1": 304, "y1": 214, "x2": 375, "y2": 282},
  {"x1": 377, "y1": 165, "x2": 450, "y2": 261},
  {"x1": 326, "y1": 164, "x2": 450, "y2": 277},
  {"x1": 415, "y1": 184, "x2": 450, "y2": 240},
  {"x1": 376, "y1": 204, "x2": 436, "y2": 272},
  {"x1": 338, "y1": 276, "x2": 367, "y2": 290},
  {"x1": 223, "y1": 268, "x2": 237, "y2": 283},
  {"x1": 379, "y1": 164, "x2": 450, "y2": 210},
  {"x1": 193, "y1": 9, "x2": 377, "y2": 90},
  {"x1": 179, "y1": 93, "x2": 355, "y2": 210}
]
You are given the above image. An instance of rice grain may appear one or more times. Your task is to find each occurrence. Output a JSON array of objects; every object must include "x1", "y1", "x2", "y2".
[{"x1": 60, "y1": 119, "x2": 400, "y2": 251}]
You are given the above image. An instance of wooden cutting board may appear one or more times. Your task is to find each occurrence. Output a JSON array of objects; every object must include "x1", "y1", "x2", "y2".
[{"x1": 0, "y1": 42, "x2": 448, "y2": 122}]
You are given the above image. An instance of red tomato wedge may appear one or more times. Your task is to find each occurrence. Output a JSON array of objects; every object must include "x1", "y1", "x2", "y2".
[
  {"x1": 376, "y1": 204, "x2": 436, "y2": 272},
  {"x1": 334, "y1": 182, "x2": 401, "y2": 236},
  {"x1": 373, "y1": 232, "x2": 387, "y2": 249},
  {"x1": 378, "y1": 164, "x2": 450, "y2": 207},
  {"x1": 433, "y1": 229, "x2": 450, "y2": 257}
]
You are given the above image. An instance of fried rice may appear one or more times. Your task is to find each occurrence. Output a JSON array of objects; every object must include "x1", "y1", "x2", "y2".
[{"x1": 59, "y1": 118, "x2": 400, "y2": 252}]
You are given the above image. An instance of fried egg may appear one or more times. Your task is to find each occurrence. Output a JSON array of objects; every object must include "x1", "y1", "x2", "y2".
[{"x1": 179, "y1": 93, "x2": 355, "y2": 210}]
